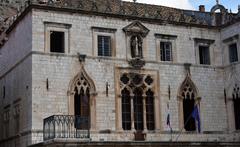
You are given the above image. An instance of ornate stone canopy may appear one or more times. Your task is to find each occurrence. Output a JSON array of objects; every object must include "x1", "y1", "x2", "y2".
[{"x1": 123, "y1": 21, "x2": 149, "y2": 37}]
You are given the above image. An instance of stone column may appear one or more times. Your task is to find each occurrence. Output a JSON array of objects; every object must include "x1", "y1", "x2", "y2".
[
  {"x1": 154, "y1": 96, "x2": 161, "y2": 132},
  {"x1": 117, "y1": 96, "x2": 123, "y2": 132},
  {"x1": 131, "y1": 96, "x2": 135, "y2": 132},
  {"x1": 143, "y1": 96, "x2": 147, "y2": 132}
]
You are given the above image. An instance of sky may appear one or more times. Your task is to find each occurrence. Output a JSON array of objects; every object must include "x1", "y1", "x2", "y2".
[{"x1": 123, "y1": 0, "x2": 239, "y2": 13}]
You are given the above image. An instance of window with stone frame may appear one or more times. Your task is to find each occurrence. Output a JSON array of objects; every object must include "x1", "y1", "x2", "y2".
[
  {"x1": 229, "y1": 43, "x2": 238, "y2": 63},
  {"x1": 199, "y1": 46, "x2": 210, "y2": 65},
  {"x1": 13, "y1": 104, "x2": 20, "y2": 134},
  {"x1": 92, "y1": 27, "x2": 116, "y2": 57},
  {"x1": 155, "y1": 34, "x2": 177, "y2": 62},
  {"x1": 194, "y1": 38, "x2": 214, "y2": 65},
  {"x1": 45, "y1": 22, "x2": 71, "y2": 53},
  {"x1": 2, "y1": 86, "x2": 5, "y2": 99},
  {"x1": 3, "y1": 107, "x2": 10, "y2": 138},
  {"x1": 120, "y1": 73, "x2": 155, "y2": 131},
  {"x1": 233, "y1": 84, "x2": 240, "y2": 130},
  {"x1": 160, "y1": 41, "x2": 172, "y2": 61},
  {"x1": 97, "y1": 35, "x2": 111, "y2": 56},
  {"x1": 50, "y1": 31, "x2": 65, "y2": 53},
  {"x1": 121, "y1": 88, "x2": 131, "y2": 130}
]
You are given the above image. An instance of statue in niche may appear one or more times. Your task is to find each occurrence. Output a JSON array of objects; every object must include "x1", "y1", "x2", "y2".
[{"x1": 131, "y1": 35, "x2": 143, "y2": 58}]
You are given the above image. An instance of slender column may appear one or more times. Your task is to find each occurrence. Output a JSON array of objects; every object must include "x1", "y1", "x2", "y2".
[
  {"x1": 118, "y1": 96, "x2": 123, "y2": 131},
  {"x1": 154, "y1": 96, "x2": 161, "y2": 131},
  {"x1": 143, "y1": 96, "x2": 147, "y2": 132},
  {"x1": 131, "y1": 96, "x2": 135, "y2": 132}
]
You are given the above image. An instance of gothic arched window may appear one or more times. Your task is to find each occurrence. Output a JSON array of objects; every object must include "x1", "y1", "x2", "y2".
[
  {"x1": 146, "y1": 89, "x2": 155, "y2": 130},
  {"x1": 74, "y1": 76, "x2": 91, "y2": 129},
  {"x1": 233, "y1": 84, "x2": 240, "y2": 130},
  {"x1": 120, "y1": 73, "x2": 155, "y2": 131},
  {"x1": 133, "y1": 88, "x2": 144, "y2": 131},
  {"x1": 182, "y1": 89, "x2": 196, "y2": 131},
  {"x1": 179, "y1": 76, "x2": 200, "y2": 132},
  {"x1": 122, "y1": 88, "x2": 131, "y2": 130}
]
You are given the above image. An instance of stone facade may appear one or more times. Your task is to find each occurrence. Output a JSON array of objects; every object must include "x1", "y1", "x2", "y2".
[{"x1": 0, "y1": 0, "x2": 240, "y2": 147}]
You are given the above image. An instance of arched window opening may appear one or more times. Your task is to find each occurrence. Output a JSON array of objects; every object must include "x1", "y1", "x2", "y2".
[
  {"x1": 122, "y1": 88, "x2": 131, "y2": 130},
  {"x1": 133, "y1": 88, "x2": 144, "y2": 131},
  {"x1": 120, "y1": 73, "x2": 156, "y2": 132},
  {"x1": 182, "y1": 84, "x2": 196, "y2": 131},
  {"x1": 146, "y1": 89, "x2": 155, "y2": 130},
  {"x1": 233, "y1": 84, "x2": 240, "y2": 130}
]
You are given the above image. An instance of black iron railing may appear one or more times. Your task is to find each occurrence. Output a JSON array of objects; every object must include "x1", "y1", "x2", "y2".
[{"x1": 43, "y1": 115, "x2": 90, "y2": 141}]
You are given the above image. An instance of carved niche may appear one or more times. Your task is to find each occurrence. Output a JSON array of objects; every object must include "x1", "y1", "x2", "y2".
[{"x1": 123, "y1": 21, "x2": 149, "y2": 68}]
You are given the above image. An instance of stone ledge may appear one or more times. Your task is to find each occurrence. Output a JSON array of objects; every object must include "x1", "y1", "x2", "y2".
[{"x1": 29, "y1": 140, "x2": 240, "y2": 147}]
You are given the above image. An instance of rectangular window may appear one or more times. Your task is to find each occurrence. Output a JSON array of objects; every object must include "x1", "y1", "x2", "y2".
[
  {"x1": 50, "y1": 31, "x2": 65, "y2": 53},
  {"x1": 3, "y1": 86, "x2": 5, "y2": 98},
  {"x1": 3, "y1": 109, "x2": 10, "y2": 138},
  {"x1": 160, "y1": 42, "x2": 172, "y2": 61},
  {"x1": 98, "y1": 35, "x2": 111, "y2": 56},
  {"x1": 229, "y1": 43, "x2": 238, "y2": 63},
  {"x1": 199, "y1": 46, "x2": 210, "y2": 65}
]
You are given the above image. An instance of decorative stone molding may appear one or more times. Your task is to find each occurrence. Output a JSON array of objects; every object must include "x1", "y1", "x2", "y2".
[
  {"x1": 123, "y1": 21, "x2": 149, "y2": 37},
  {"x1": 128, "y1": 58, "x2": 145, "y2": 69}
]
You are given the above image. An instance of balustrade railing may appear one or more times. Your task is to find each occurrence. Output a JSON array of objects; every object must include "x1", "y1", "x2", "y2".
[{"x1": 43, "y1": 115, "x2": 90, "y2": 141}]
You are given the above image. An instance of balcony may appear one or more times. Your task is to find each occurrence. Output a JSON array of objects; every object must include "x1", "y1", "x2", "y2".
[{"x1": 43, "y1": 115, "x2": 90, "y2": 141}]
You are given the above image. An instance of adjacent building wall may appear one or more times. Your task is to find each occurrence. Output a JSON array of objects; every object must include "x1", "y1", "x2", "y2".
[{"x1": 0, "y1": 12, "x2": 33, "y2": 146}]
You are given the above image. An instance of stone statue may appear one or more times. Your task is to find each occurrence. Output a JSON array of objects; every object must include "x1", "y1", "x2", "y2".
[{"x1": 131, "y1": 35, "x2": 142, "y2": 58}]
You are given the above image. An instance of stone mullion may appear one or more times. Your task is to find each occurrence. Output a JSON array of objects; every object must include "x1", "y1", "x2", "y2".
[
  {"x1": 118, "y1": 95, "x2": 123, "y2": 131},
  {"x1": 130, "y1": 95, "x2": 135, "y2": 132},
  {"x1": 143, "y1": 96, "x2": 147, "y2": 132}
]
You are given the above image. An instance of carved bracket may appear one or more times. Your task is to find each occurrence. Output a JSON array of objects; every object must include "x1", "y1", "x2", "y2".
[{"x1": 128, "y1": 58, "x2": 146, "y2": 69}]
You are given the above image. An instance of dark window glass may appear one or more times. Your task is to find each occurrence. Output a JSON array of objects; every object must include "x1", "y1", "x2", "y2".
[
  {"x1": 50, "y1": 31, "x2": 65, "y2": 53},
  {"x1": 146, "y1": 89, "x2": 155, "y2": 130},
  {"x1": 199, "y1": 46, "x2": 210, "y2": 65},
  {"x1": 133, "y1": 88, "x2": 143, "y2": 131},
  {"x1": 98, "y1": 35, "x2": 111, "y2": 56},
  {"x1": 183, "y1": 93, "x2": 196, "y2": 131},
  {"x1": 233, "y1": 85, "x2": 240, "y2": 130},
  {"x1": 160, "y1": 42, "x2": 172, "y2": 61},
  {"x1": 234, "y1": 98, "x2": 240, "y2": 130},
  {"x1": 74, "y1": 86, "x2": 90, "y2": 129},
  {"x1": 229, "y1": 43, "x2": 238, "y2": 63},
  {"x1": 3, "y1": 86, "x2": 5, "y2": 98},
  {"x1": 122, "y1": 88, "x2": 131, "y2": 130}
]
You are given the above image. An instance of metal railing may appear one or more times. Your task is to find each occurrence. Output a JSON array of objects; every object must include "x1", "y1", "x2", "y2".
[{"x1": 43, "y1": 115, "x2": 90, "y2": 141}]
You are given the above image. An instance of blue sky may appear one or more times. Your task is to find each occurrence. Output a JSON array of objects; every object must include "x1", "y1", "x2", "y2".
[
  {"x1": 123, "y1": 0, "x2": 239, "y2": 13},
  {"x1": 190, "y1": 0, "x2": 239, "y2": 12}
]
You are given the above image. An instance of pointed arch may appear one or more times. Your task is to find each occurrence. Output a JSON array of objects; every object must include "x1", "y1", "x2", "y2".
[
  {"x1": 68, "y1": 66, "x2": 97, "y2": 131},
  {"x1": 178, "y1": 74, "x2": 201, "y2": 132},
  {"x1": 69, "y1": 66, "x2": 96, "y2": 95},
  {"x1": 178, "y1": 75, "x2": 199, "y2": 99}
]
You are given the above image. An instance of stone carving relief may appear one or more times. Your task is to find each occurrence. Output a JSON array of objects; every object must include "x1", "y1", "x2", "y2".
[
  {"x1": 130, "y1": 35, "x2": 143, "y2": 58},
  {"x1": 123, "y1": 21, "x2": 149, "y2": 69}
]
